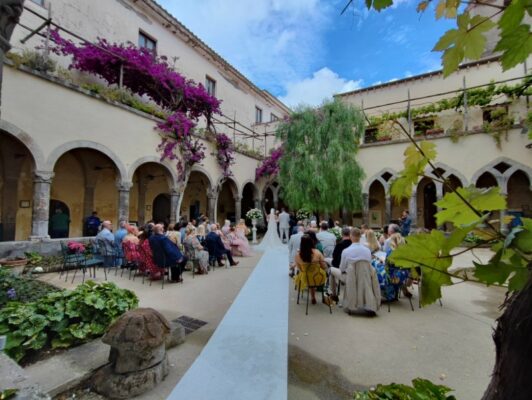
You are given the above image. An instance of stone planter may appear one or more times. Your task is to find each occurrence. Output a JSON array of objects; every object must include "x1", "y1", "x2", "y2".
[{"x1": 0, "y1": 258, "x2": 28, "y2": 275}]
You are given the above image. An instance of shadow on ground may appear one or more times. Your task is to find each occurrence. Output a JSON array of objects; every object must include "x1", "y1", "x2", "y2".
[{"x1": 289, "y1": 345, "x2": 366, "y2": 400}]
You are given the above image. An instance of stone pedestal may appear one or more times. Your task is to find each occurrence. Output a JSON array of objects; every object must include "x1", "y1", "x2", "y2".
[
  {"x1": 93, "y1": 308, "x2": 172, "y2": 399},
  {"x1": 251, "y1": 219, "x2": 258, "y2": 244},
  {"x1": 30, "y1": 171, "x2": 54, "y2": 239}
]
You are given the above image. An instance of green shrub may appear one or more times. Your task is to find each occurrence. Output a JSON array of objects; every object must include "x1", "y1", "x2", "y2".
[
  {"x1": 0, "y1": 268, "x2": 59, "y2": 307},
  {"x1": 354, "y1": 379, "x2": 456, "y2": 400},
  {"x1": 6, "y1": 50, "x2": 56, "y2": 73},
  {"x1": 0, "y1": 281, "x2": 138, "y2": 362}
]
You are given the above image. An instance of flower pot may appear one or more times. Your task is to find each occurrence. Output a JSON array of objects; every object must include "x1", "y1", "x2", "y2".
[{"x1": 0, "y1": 258, "x2": 28, "y2": 275}]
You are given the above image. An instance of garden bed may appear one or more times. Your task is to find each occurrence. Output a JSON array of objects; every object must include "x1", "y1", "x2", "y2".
[{"x1": 0, "y1": 269, "x2": 138, "y2": 366}]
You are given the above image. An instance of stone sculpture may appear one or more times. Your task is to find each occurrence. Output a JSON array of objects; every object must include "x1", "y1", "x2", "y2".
[
  {"x1": 0, "y1": 0, "x2": 24, "y2": 115},
  {"x1": 92, "y1": 308, "x2": 172, "y2": 399}
]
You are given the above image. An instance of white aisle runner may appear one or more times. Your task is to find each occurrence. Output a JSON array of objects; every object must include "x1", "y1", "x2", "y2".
[{"x1": 167, "y1": 246, "x2": 289, "y2": 400}]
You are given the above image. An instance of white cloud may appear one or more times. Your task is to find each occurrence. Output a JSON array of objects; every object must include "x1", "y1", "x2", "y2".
[
  {"x1": 162, "y1": 0, "x2": 334, "y2": 94},
  {"x1": 279, "y1": 67, "x2": 363, "y2": 108}
]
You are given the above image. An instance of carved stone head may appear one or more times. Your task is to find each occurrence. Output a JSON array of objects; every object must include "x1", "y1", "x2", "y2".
[{"x1": 0, "y1": 0, "x2": 25, "y2": 52}]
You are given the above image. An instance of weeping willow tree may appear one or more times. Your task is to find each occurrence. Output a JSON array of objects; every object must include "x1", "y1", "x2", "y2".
[{"x1": 277, "y1": 100, "x2": 365, "y2": 213}]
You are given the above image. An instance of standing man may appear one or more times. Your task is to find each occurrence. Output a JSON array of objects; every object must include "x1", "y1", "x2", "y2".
[
  {"x1": 279, "y1": 208, "x2": 290, "y2": 243},
  {"x1": 50, "y1": 208, "x2": 70, "y2": 239},
  {"x1": 400, "y1": 210, "x2": 412, "y2": 237},
  {"x1": 85, "y1": 211, "x2": 101, "y2": 236}
]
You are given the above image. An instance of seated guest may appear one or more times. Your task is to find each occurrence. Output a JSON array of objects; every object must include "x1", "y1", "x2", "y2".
[
  {"x1": 360, "y1": 224, "x2": 369, "y2": 245},
  {"x1": 316, "y1": 222, "x2": 337, "y2": 258},
  {"x1": 383, "y1": 224, "x2": 401, "y2": 253},
  {"x1": 229, "y1": 225, "x2": 253, "y2": 257},
  {"x1": 328, "y1": 228, "x2": 372, "y2": 302},
  {"x1": 184, "y1": 226, "x2": 209, "y2": 274},
  {"x1": 149, "y1": 224, "x2": 187, "y2": 282},
  {"x1": 196, "y1": 223, "x2": 206, "y2": 242},
  {"x1": 205, "y1": 224, "x2": 239, "y2": 267},
  {"x1": 365, "y1": 229, "x2": 381, "y2": 254},
  {"x1": 138, "y1": 223, "x2": 154, "y2": 242},
  {"x1": 288, "y1": 224, "x2": 305, "y2": 276},
  {"x1": 294, "y1": 234, "x2": 327, "y2": 305},
  {"x1": 306, "y1": 230, "x2": 324, "y2": 254},
  {"x1": 166, "y1": 223, "x2": 180, "y2": 245},
  {"x1": 123, "y1": 225, "x2": 140, "y2": 245},
  {"x1": 386, "y1": 232, "x2": 411, "y2": 299},
  {"x1": 96, "y1": 220, "x2": 114, "y2": 242},
  {"x1": 114, "y1": 220, "x2": 128, "y2": 246},
  {"x1": 379, "y1": 225, "x2": 389, "y2": 247},
  {"x1": 331, "y1": 227, "x2": 352, "y2": 269}
]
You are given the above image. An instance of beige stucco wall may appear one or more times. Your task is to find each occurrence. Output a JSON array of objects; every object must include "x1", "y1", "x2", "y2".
[{"x1": 10, "y1": 0, "x2": 288, "y2": 153}]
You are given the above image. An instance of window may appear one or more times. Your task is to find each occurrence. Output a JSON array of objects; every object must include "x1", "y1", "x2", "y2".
[
  {"x1": 205, "y1": 76, "x2": 216, "y2": 97},
  {"x1": 270, "y1": 113, "x2": 279, "y2": 122},
  {"x1": 255, "y1": 107, "x2": 263, "y2": 124},
  {"x1": 364, "y1": 126, "x2": 378, "y2": 143},
  {"x1": 138, "y1": 31, "x2": 157, "y2": 53}
]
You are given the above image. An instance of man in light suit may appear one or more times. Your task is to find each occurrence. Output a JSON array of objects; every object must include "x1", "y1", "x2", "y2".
[
  {"x1": 278, "y1": 208, "x2": 290, "y2": 243},
  {"x1": 288, "y1": 224, "x2": 305, "y2": 277}
]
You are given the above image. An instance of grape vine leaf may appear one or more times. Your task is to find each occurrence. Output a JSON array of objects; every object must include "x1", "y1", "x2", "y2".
[
  {"x1": 513, "y1": 217, "x2": 532, "y2": 254},
  {"x1": 474, "y1": 247, "x2": 529, "y2": 291},
  {"x1": 391, "y1": 142, "x2": 436, "y2": 201},
  {"x1": 365, "y1": 0, "x2": 393, "y2": 11},
  {"x1": 435, "y1": 186, "x2": 506, "y2": 227},
  {"x1": 433, "y1": 12, "x2": 496, "y2": 77},
  {"x1": 494, "y1": 24, "x2": 532, "y2": 71},
  {"x1": 388, "y1": 230, "x2": 454, "y2": 306}
]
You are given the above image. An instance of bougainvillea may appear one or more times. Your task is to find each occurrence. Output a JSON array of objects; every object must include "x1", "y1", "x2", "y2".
[
  {"x1": 255, "y1": 147, "x2": 283, "y2": 180},
  {"x1": 214, "y1": 133, "x2": 235, "y2": 177},
  {"x1": 49, "y1": 30, "x2": 221, "y2": 178}
]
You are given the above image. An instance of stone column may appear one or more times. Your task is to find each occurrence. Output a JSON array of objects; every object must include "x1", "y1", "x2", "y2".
[
  {"x1": 137, "y1": 178, "x2": 148, "y2": 226},
  {"x1": 254, "y1": 198, "x2": 261, "y2": 210},
  {"x1": 385, "y1": 194, "x2": 392, "y2": 225},
  {"x1": 117, "y1": 182, "x2": 132, "y2": 223},
  {"x1": 0, "y1": 1, "x2": 25, "y2": 118},
  {"x1": 362, "y1": 193, "x2": 369, "y2": 226},
  {"x1": 169, "y1": 189, "x2": 180, "y2": 225},
  {"x1": 207, "y1": 188, "x2": 218, "y2": 223},
  {"x1": 235, "y1": 196, "x2": 242, "y2": 222},
  {"x1": 409, "y1": 190, "x2": 417, "y2": 229},
  {"x1": 30, "y1": 170, "x2": 54, "y2": 239}
]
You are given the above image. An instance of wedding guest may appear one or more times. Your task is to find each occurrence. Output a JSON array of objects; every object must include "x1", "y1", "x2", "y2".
[
  {"x1": 114, "y1": 220, "x2": 128, "y2": 245},
  {"x1": 123, "y1": 225, "x2": 140, "y2": 245},
  {"x1": 306, "y1": 230, "x2": 324, "y2": 254},
  {"x1": 179, "y1": 222, "x2": 187, "y2": 244},
  {"x1": 279, "y1": 208, "x2": 290, "y2": 243},
  {"x1": 205, "y1": 224, "x2": 239, "y2": 267},
  {"x1": 379, "y1": 225, "x2": 389, "y2": 247},
  {"x1": 331, "y1": 227, "x2": 352, "y2": 269},
  {"x1": 196, "y1": 223, "x2": 206, "y2": 242},
  {"x1": 96, "y1": 220, "x2": 114, "y2": 242},
  {"x1": 383, "y1": 224, "x2": 401, "y2": 253},
  {"x1": 294, "y1": 234, "x2": 327, "y2": 305},
  {"x1": 328, "y1": 228, "x2": 371, "y2": 302},
  {"x1": 235, "y1": 220, "x2": 253, "y2": 256},
  {"x1": 386, "y1": 232, "x2": 411, "y2": 298},
  {"x1": 400, "y1": 210, "x2": 412, "y2": 237},
  {"x1": 365, "y1": 229, "x2": 381, "y2": 254},
  {"x1": 316, "y1": 222, "x2": 337, "y2": 258},
  {"x1": 149, "y1": 224, "x2": 187, "y2": 282},
  {"x1": 184, "y1": 226, "x2": 209, "y2": 274},
  {"x1": 288, "y1": 224, "x2": 305, "y2": 276},
  {"x1": 166, "y1": 223, "x2": 180, "y2": 245},
  {"x1": 360, "y1": 224, "x2": 369, "y2": 245}
]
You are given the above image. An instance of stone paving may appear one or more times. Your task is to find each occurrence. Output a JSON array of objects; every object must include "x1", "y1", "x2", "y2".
[{"x1": 32, "y1": 247, "x2": 504, "y2": 399}]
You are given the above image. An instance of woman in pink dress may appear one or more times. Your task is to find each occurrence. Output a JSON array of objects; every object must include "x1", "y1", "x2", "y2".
[{"x1": 229, "y1": 223, "x2": 253, "y2": 257}]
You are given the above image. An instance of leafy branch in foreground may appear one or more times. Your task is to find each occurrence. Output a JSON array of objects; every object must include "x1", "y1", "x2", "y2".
[{"x1": 354, "y1": 378, "x2": 456, "y2": 399}]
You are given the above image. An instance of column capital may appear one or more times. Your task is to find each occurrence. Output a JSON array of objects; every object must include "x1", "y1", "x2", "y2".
[
  {"x1": 33, "y1": 170, "x2": 54, "y2": 184},
  {"x1": 235, "y1": 196, "x2": 242, "y2": 202},
  {"x1": 207, "y1": 187, "x2": 219, "y2": 199},
  {"x1": 116, "y1": 181, "x2": 133, "y2": 191}
]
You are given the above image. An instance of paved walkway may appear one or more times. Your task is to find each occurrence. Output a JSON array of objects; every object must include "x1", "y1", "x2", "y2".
[{"x1": 168, "y1": 246, "x2": 289, "y2": 400}]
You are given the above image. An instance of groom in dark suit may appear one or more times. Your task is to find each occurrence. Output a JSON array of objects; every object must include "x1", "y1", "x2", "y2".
[{"x1": 205, "y1": 224, "x2": 239, "y2": 267}]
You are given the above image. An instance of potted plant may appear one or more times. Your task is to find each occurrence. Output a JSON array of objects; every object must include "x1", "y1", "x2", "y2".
[{"x1": 0, "y1": 257, "x2": 28, "y2": 276}]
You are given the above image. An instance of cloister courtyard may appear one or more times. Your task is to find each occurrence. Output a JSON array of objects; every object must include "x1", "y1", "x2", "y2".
[{"x1": 3, "y1": 246, "x2": 500, "y2": 400}]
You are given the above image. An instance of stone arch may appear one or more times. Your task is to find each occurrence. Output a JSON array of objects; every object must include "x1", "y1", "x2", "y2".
[
  {"x1": 241, "y1": 179, "x2": 259, "y2": 200},
  {"x1": 189, "y1": 165, "x2": 215, "y2": 190},
  {"x1": 216, "y1": 176, "x2": 239, "y2": 224},
  {"x1": 0, "y1": 119, "x2": 46, "y2": 171},
  {"x1": 216, "y1": 176, "x2": 240, "y2": 198},
  {"x1": 127, "y1": 156, "x2": 178, "y2": 189},
  {"x1": 363, "y1": 168, "x2": 397, "y2": 194},
  {"x1": 241, "y1": 180, "x2": 260, "y2": 220},
  {"x1": 430, "y1": 162, "x2": 468, "y2": 187},
  {"x1": 47, "y1": 141, "x2": 127, "y2": 183},
  {"x1": 472, "y1": 157, "x2": 532, "y2": 194}
]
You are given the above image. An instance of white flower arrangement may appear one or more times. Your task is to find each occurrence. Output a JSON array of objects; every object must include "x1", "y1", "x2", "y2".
[
  {"x1": 246, "y1": 208, "x2": 263, "y2": 220},
  {"x1": 296, "y1": 208, "x2": 311, "y2": 220},
  {"x1": 330, "y1": 226, "x2": 342, "y2": 241}
]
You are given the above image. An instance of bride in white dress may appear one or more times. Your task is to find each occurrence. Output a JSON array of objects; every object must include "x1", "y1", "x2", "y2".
[{"x1": 256, "y1": 208, "x2": 284, "y2": 250}]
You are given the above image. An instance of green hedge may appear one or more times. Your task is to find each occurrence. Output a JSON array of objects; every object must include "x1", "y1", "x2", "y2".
[
  {"x1": 354, "y1": 378, "x2": 456, "y2": 400},
  {"x1": 0, "y1": 280, "x2": 138, "y2": 362},
  {"x1": 0, "y1": 268, "x2": 59, "y2": 307}
]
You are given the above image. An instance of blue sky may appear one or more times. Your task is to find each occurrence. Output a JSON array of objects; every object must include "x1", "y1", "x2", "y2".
[{"x1": 158, "y1": 0, "x2": 456, "y2": 107}]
